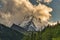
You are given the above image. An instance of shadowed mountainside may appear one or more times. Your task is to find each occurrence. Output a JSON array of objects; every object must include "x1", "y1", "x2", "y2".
[{"x1": 0, "y1": 23, "x2": 60, "y2": 40}]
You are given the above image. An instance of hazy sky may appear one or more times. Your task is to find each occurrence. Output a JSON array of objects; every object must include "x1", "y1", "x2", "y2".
[{"x1": 29, "y1": 0, "x2": 60, "y2": 22}]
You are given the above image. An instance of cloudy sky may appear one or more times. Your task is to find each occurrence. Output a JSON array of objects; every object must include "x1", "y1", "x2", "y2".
[{"x1": 0, "y1": 0, "x2": 60, "y2": 26}]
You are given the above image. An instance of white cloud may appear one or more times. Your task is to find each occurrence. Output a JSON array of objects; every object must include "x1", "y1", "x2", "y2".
[{"x1": 0, "y1": 0, "x2": 53, "y2": 27}]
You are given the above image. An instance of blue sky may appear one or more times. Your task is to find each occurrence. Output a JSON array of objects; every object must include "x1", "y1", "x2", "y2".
[
  {"x1": 29, "y1": 0, "x2": 60, "y2": 22},
  {"x1": 49, "y1": 0, "x2": 60, "y2": 22}
]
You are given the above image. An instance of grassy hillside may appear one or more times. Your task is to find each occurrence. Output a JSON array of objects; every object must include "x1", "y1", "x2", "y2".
[{"x1": 0, "y1": 24, "x2": 60, "y2": 40}]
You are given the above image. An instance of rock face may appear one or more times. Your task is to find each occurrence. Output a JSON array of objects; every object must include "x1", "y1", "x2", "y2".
[
  {"x1": 0, "y1": 15, "x2": 48, "y2": 31},
  {"x1": 19, "y1": 16, "x2": 48, "y2": 31},
  {"x1": 11, "y1": 24, "x2": 27, "y2": 31}
]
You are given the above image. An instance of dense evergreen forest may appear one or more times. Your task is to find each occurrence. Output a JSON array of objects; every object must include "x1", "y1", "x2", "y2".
[{"x1": 0, "y1": 24, "x2": 60, "y2": 40}]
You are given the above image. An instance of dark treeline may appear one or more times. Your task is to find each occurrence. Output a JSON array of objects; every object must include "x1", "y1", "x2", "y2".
[{"x1": 0, "y1": 24, "x2": 60, "y2": 40}]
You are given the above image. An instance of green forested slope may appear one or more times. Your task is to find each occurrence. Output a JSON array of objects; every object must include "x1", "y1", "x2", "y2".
[
  {"x1": 0, "y1": 24, "x2": 60, "y2": 40},
  {"x1": 22, "y1": 24, "x2": 60, "y2": 40}
]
